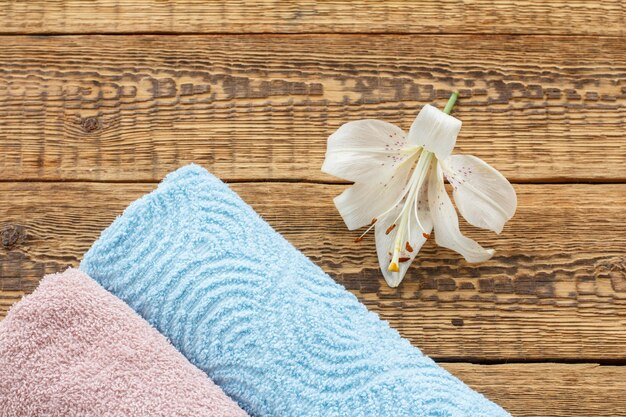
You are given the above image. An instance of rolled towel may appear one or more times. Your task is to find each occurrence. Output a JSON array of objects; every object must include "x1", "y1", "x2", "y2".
[
  {"x1": 0, "y1": 268, "x2": 248, "y2": 417},
  {"x1": 81, "y1": 164, "x2": 510, "y2": 417}
]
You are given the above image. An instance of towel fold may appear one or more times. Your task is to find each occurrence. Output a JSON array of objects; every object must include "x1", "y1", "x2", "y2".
[
  {"x1": 0, "y1": 268, "x2": 248, "y2": 417},
  {"x1": 81, "y1": 164, "x2": 510, "y2": 417}
]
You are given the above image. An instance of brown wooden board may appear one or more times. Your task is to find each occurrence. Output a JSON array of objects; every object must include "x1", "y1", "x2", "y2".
[
  {"x1": 0, "y1": 35, "x2": 625, "y2": 183},
  {"x1": 0, "y1": 1, "x2": 624, "y2": 36},
  {"x1": 2, "y1": 181, "x2": 625, "y2": 361},
  {"x1": 443, "y1": 363, "x2": 626, "y2": 416}
]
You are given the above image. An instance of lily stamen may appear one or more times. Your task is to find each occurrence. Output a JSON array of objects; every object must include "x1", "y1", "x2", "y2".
[
  {"x1": 384, "y1": 148, "x2": 435, "y2": 273},
  {"x1": 354, "y1": 218, "x2": 378, "y2": 243}
]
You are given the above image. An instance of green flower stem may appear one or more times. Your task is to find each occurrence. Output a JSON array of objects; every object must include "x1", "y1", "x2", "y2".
[{"x1": 443, "y1": 90, "x2": 459, "y2": 114}]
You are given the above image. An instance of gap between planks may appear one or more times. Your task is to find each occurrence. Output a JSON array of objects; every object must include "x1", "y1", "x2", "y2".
[
  {"x1": 1, "y1": 32, "x2": 625, "y2": 38},
  {"x1": 1, "y1": 178, "x2": 626, "y2": 185}
]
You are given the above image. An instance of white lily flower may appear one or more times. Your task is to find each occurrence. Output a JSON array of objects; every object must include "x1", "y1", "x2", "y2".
[{"x1": 322, "y1": 92, "x2": 517, "y2": 287}]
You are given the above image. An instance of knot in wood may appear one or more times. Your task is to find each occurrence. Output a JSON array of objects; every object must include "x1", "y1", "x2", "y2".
[
  {"x1": 451, "y1": 318, "x2": 465, "y2": 327},
  {"x1": 1, "y1": 224, "x2": 23, "y2": 249},
  {"x1": 81, "y1": 116, "x2": 100, "y2": 133}
]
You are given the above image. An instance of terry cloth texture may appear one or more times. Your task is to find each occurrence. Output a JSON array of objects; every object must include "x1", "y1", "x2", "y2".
[
  {"x1": 81, "y1": 164, "x2": 510, "y2": 417},
  {"x1": 0, "y1": 268, "x2": 249, "y2": 417}
]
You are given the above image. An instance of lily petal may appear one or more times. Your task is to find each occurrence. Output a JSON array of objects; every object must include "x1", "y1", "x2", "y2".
[
  {"x1": 442, "y1": 155, "x2": 517, "y2": 234},
  {"x1": 322, "y1": 119, "x2": 411, "y2": 183},
  {"x1": 334, "y1": 154, "x2": 416, "y2": 230},
  {"x1": 374, "y1": 183, "x2": 432, "y2": 288},
  {"x1": 407, "y1": 104, "x2": 462, "y2": 160},
  {"x1": 428, "y1": 161, "x2": 494, "y2": 262}
]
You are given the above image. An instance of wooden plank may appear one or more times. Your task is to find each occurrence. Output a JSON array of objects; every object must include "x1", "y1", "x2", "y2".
[
  {"x1": 0, "y1": 35, "x2": 624, "y2": 183},
  {"x1": 0, "y1": 1, "x2": 624, "y2": 36},
  {"x1": 1, "y1": 181, "x2": 625, "y2": 361},
  {"x1": 442, "y1": 363, "x2": 626, "y2": 417}
]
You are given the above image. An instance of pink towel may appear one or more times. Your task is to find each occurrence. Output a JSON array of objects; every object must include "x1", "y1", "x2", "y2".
[{"x1": 0, "y1": 268, "x2": 248, "y2": 417}]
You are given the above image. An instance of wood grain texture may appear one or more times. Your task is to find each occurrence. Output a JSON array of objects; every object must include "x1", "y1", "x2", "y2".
[
  {"x1": 2, "y1": 181, "x2": 625, "y2": 361},
  {"x1": 0, "y1": 1, "x2": 624, "y2": 36},
  {"x1": 443, "y1": 363, "x2": 626, "y2": 416},
  {"x1": 0, "y1": 35, "x2": 625, "y2": 183},
  {"x1": 1, "y1": 3, "x2": 624, "y2": 414}
]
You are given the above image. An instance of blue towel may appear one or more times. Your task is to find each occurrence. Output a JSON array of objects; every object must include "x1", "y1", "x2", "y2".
[{"x1": 81, "y1": 164, "x2": 509, "y2": 417}]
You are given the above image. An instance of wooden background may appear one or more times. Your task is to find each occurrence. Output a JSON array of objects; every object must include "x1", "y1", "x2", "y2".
[{"x1": 1, "y1": 1, "x2": 625, "y2": 415}]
